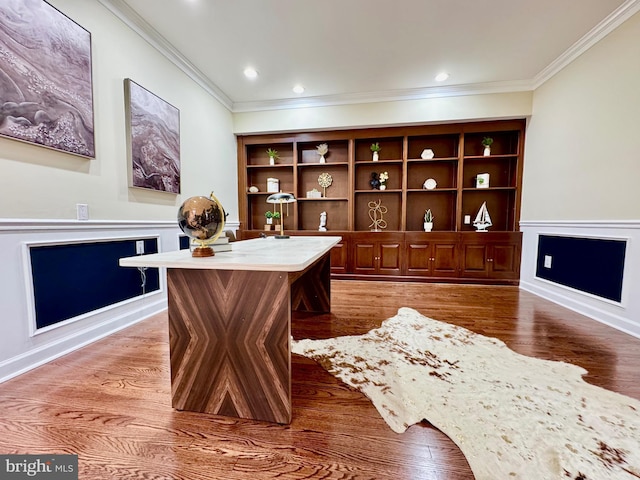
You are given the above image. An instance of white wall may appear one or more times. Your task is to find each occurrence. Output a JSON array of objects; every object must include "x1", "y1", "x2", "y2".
[
  {"x1": 0, "y1": 0, "x2": 238, "y2": 221},
  {"x1": 0, "y1": 0, "x2": 237, "y2": 381},
  {"x1": 521, "y1": 11, "x2": 640, "y2": 336},
  {"x1": 233, "y1": 91, "x2": 533, "y2": 134}
]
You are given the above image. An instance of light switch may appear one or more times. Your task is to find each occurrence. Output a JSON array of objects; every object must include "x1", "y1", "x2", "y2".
[
  {"x1": 544, "y1": 255, "x2": 552, "y2": 268},
  {"x1": 464, "y1": 215, "x2": 471, "y2": 225}
]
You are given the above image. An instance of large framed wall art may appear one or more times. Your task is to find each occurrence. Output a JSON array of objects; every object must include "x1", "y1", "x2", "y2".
[
  {"x1": 124, "y1": 79, "x2": 180, "y2": 194},
  {"x1": 0, "y1": 0, "x2": 95, "y2": 157}
]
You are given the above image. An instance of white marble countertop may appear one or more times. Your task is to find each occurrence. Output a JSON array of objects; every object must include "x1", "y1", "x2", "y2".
[{"x1": 119, "y1": 235, "x2": 342, "y2": 272}]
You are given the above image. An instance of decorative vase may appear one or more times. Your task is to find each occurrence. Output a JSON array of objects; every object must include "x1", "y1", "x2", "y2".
[
  {"x1": 319, "y1": 155, "x2": 326, "y2": 163},
  {"x1": 269, "y1": 156, "x2": 275, "y2": 165},
  {"x1": 483, "y1": 146, "x2": 491, "y2": 157},
  {"x1": 264, "y1": 224, "x2": 272, "y2": 231},
  {"x1": 373, "y1": 151, "x2": 379, "y2": 162},
  {"x1": 423, "y1": 222, "x2": 433, "y2": 232},
  {"x1": 266, "y1": 217, "x2": 273, "y2": 225},
  {"x1": 380, "y1": 184, "x2": 386, "y2": 190}
]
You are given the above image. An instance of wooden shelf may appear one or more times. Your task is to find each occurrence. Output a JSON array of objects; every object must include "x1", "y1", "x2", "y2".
[
  {"x1": 298, "y1": 197, "x2": 349, "y2": 201},
  {"x1": 237, "y1": 120, "x2": 525, "y2": 283}
]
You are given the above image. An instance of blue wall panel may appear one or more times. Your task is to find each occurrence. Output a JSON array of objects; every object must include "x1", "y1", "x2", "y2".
[
  {"x1": 30, "y1": 238, "x2": 160, "y2": 329},
  {"x1": 536, "y1": 235, "x2": 626, "y2": 302}
]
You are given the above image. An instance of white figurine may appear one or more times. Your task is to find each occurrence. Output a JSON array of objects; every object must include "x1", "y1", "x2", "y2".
[{"x1": 319, "y1": 211, "x2": 327, "y2": 231}]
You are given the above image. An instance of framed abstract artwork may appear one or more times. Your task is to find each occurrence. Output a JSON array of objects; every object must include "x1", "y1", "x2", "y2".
[
  {"x1": 124, "y1": 79, "x2": 180, "y2": 194},
  {"x1": 0, "y1": 0, "x2": 95, "y2": 157}
]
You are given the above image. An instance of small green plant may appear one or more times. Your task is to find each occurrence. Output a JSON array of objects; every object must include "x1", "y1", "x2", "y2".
[
  {"x1": 272, "y1": 211, "x2": 281, "y2": 220},
  {"x1": 370, "y1": 142, "x2": 381, "y2": 152},
  {"x1": 424, "y1": 209, "x2": 434, "y2": 222},
  {"x1": 481, "y1": 137, "x2": 494, "y2": 147},
  {"x1": 265, "y1": 211, "x2": 274, "y2": 219},
  {"x1": 266, "y1": 148, "x2": 279, "y2": 159}
]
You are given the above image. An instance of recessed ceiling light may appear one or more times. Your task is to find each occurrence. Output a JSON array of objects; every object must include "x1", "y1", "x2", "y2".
[
  {"x1": 244, "y1": 67, "x2": 258, "y2": 79},
  {"x1": 293, "y1": 85, "x2": 305, "y2": 94},
  {"x1": 435, "y1": 72, "x2": 449, "y2": 82}
]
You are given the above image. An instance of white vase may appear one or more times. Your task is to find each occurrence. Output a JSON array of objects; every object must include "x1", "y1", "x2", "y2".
[
  {"x1": 483, "y1": 146, "x2": 491, "y2": 156},
  {"x1": 319, "y1": 155, "x2": 326, "y2": 163},
  {"x1": 380, "y1": 184, "x2": 386, "y2": 190},
  {"x1": 266, "y1": 217, "x2": 273, "y2": 225},
  {"x1": 269, "y1": 156, "x2": 275, "y2": 165},
  {"x1": 372, "y1": 151, "x2": 379, "y2": 162},
  {"x1": 423, "y1": 222, "x2": 433, "y2": 232}
]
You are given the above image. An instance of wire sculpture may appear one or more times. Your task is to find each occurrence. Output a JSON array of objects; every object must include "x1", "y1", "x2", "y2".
[{"x1": 368, "y1": 199, "x2": 388, "y2": 232}]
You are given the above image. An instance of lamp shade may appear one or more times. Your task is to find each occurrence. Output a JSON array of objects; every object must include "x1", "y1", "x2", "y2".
[
  {"x1": 265, "y1": 193, "x2": 296, "y2": 239},
  {"x1": 266, "y1": 192, "x2": 296, "y2": 203}
]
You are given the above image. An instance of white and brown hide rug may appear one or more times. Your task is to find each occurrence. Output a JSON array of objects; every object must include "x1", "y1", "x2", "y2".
[{"x1": 292, "y1": 307, "x2": 640, "y2": 480}]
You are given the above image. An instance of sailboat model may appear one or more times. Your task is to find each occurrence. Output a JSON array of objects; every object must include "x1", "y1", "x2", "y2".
[{"x1": 473, "y1": 202, "x2": 492, "y2": 232}]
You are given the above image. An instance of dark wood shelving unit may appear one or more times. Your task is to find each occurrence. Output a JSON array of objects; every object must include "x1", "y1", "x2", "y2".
[{"x1": 237, "y1": 119, "x2": 525, "y2": 284}]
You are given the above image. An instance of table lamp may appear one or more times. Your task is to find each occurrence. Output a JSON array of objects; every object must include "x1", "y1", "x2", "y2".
[{"x1": 266, "y1": 192, "x2": 296, "y2": 239}]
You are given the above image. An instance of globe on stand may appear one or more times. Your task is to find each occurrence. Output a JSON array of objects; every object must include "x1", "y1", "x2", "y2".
[{"x1": 177, "y1": 193, "x2": 225, "y2": 257}]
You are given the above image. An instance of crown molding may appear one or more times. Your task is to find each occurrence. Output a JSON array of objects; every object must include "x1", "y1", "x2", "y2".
[
  {"x1": 533, "y1": 0, "x2": 640, "y2": 89},
  {"x1": 232, "y1": 79, "x2": 534, "y2": 113},
  {"x1": 96, "y1": 0, "x2": 233, "y2": 111}
]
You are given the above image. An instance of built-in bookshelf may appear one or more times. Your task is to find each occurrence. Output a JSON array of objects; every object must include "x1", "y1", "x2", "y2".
[{"x1": 236, "y1": 120, "x2": 525, "y2": 284}]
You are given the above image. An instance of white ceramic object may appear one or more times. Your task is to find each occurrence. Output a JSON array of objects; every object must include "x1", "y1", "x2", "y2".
[
  {"x1": 421, "y1": 149, "x2": 435, "y2": 160},
  {"x1": 248, "y1": 186, "x2": 259, "y2": 193},
  {"x1": 423, "y1": 178, "x2": 437, "y2": 190},
  {"x1": 267, "y1": 178, "x2": 279, "y2": 193}
]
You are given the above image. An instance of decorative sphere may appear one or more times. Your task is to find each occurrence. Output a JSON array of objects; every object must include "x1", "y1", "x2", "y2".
[{"x1": 177, "y1": 196, "x2": 225, "y2": 244}]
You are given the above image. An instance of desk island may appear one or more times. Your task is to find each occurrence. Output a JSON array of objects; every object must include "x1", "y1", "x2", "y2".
[{"x1": 120, "y1": 236, "x2": 341, "y2": 424}]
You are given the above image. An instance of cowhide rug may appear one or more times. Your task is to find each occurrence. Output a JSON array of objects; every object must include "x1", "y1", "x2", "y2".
[{"x1": 292, "y1": 307, "x2": 640, "y2": 480}]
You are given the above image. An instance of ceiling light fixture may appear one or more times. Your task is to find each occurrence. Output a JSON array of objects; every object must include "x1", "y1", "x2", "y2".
[
  {"x1": 244, "y1": 67, "x2": 258, "y2": 79},
  {"x1": 293, "y1": 85, "x2": 305, "y2": 94},
  {"x1": 435, "y1": 72, "x2": 449, "y2": 82}
]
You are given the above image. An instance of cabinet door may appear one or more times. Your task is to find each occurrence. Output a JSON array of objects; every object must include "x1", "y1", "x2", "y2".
[
  {"x1": 489, "y1": 242, "x2": 520, "y2": 279},
  {"x1": 432, "y1": 243, "x2": 459, "y2": 276},
  {"x1": 460, "y1": 243, "x2": 491, "y2": 278},
  {"x1": 405, "y1": 242, "x2": 432, "y2": 276},
  {"x1": 378, "y1": 242, "x2": 402, "y2": 276},
  {"x1": 353, "y1": 242, "x2": 377, "y2": 274},
  {"x1": 405, "y1": 240, "x2": 458, "y2": 277},
  {"x1": 330, "y1": 242, "x2": 349, "y2": 274}
]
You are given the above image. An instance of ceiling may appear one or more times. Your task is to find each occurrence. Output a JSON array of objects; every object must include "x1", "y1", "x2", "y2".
[{"x1": 99, "y1": 0, "x2": 638, "y2": 112}]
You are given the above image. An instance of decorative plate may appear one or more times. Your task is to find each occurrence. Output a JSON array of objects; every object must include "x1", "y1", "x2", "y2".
[{"x1": 423, "y1": 178, "x2": 437, "y2": 190}]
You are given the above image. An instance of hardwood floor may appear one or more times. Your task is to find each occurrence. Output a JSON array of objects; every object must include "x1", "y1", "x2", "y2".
[{"x1": 2, "y1": 281, "x2": 639, "y2": 479}]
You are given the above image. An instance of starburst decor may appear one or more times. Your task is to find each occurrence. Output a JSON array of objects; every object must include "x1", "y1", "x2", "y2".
[{"x1": 318, "y1": 172, "x2": 333, "y2": 197}]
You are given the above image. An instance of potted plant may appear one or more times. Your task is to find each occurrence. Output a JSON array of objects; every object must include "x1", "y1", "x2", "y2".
[
  {"x1": 481, "y1": 137, "x2": 493, "y2": 156},
  {"x1": 316, "y1": 143, "x2": 328, "y2": 163},
  {"x1": 424, "y1": 209, "x2": 434, "y2": 232},
  {"x1": 272, "y1": 211, "x2": 281, "y2": 225},
  {"x1": 370, "y1": 142, "x2": 381, "y2": 162},
  {"x1": 266, "y1": 148, "x2": 279, "y2": 165},
  {"x1": 264, "y1": 210, "x2": 274, "y2": 230}
]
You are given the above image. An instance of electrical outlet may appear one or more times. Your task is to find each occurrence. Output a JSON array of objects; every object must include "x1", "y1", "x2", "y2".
[
  {"x1": 464, "y1": 215, "x2": 471, "y2": 225},
  {"x1": 544, "y1": 255, "x2": 552, "y2": 269},
  {"x1": 136, "y1": 240, "x2": 145, "y2": 254},
  {"x1": 76, "y1": 204, "x2": 89, "y2": 221}
]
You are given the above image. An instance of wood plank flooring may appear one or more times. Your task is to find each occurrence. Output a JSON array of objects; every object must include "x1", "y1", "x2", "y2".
[{"x1": 1, "y1": 281, "x2": 639, "y2": 479}]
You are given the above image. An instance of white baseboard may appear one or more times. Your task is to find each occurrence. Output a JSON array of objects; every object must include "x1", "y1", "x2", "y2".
[
  {"x1": 520, "y1": 280, "x2": 640, "y2": 339},
  {"x1": 0, "y1": 299, "x2": 167, "y2": 383}
]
